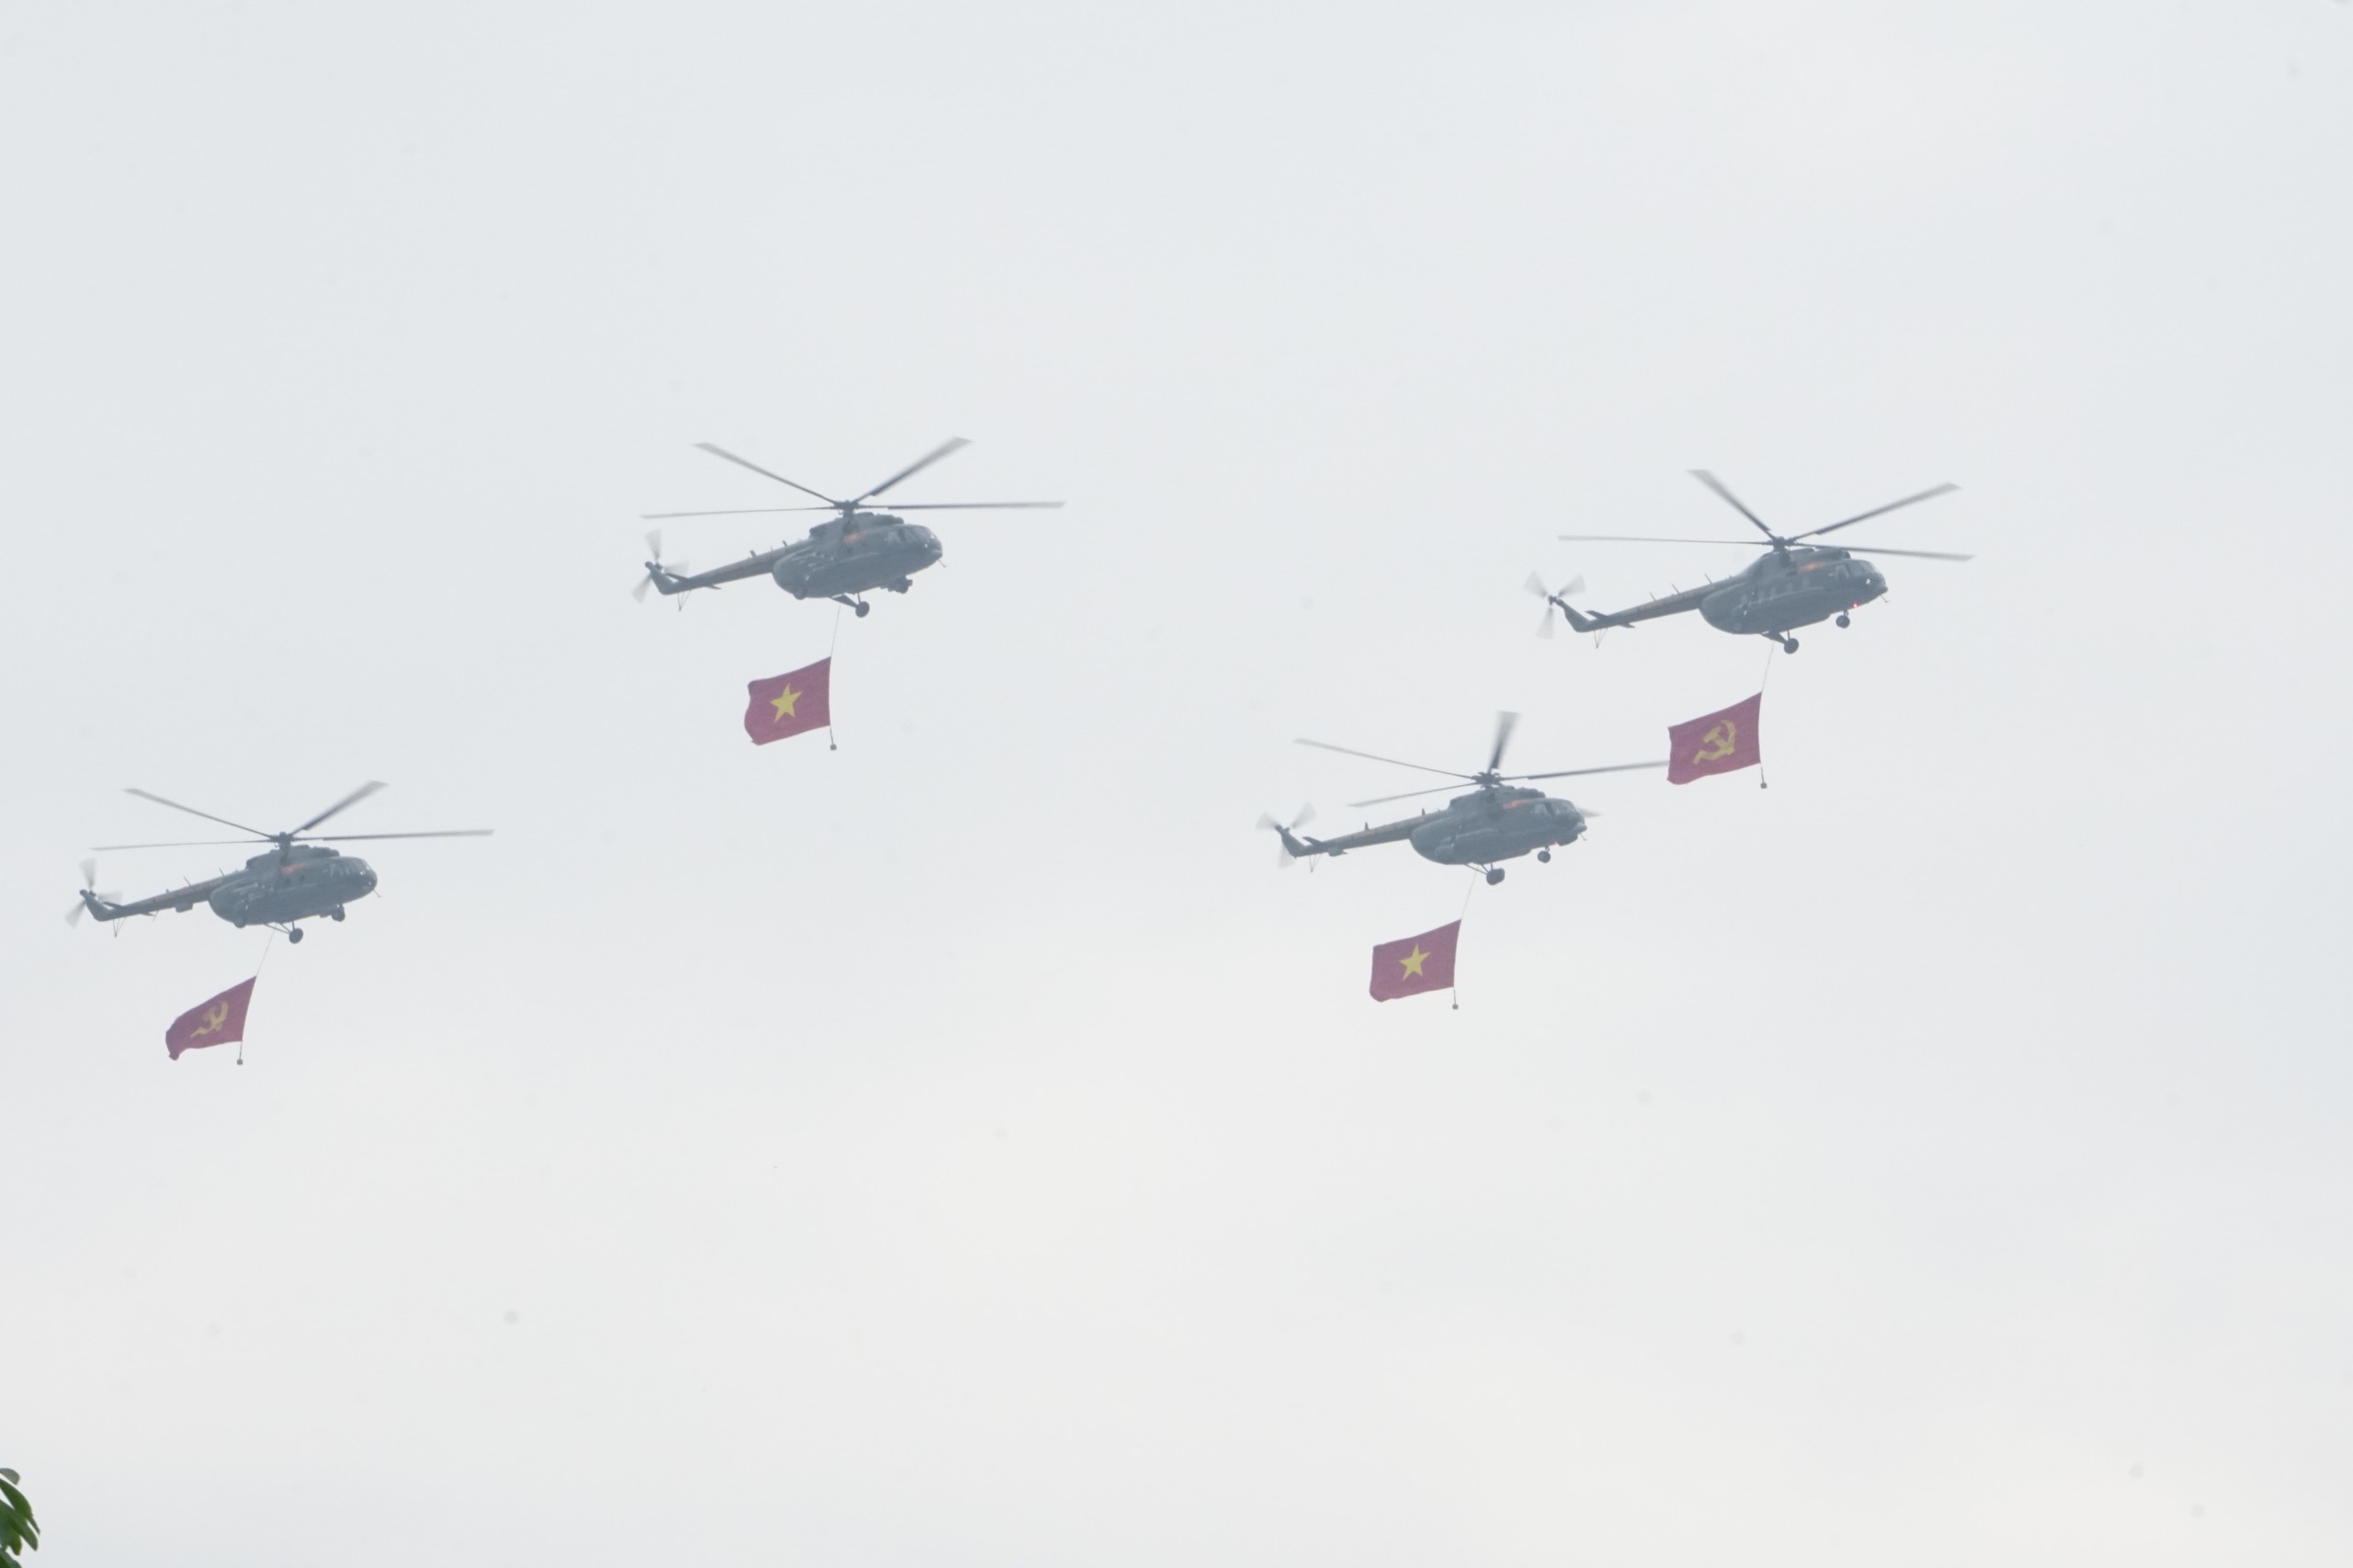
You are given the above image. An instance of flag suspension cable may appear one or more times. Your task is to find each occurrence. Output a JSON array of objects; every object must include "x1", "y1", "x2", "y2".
[
  {"x1": 827, "y1": 604, "x2": 843, "y2": 752},
  {"x1": 239, "y1": 931, "x2": 280, "y2": 1066},
  {"x1": 1451, "y1": 872, "x2": 1481, "y2": 1011},
  {"x1": 1756, "y1": 644, "x2": 1775, "y2": 790}
]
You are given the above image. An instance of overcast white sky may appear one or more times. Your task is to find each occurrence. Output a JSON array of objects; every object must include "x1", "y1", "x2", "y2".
[{"x1": 5, "y1": 3, "x2": 2351, "y2": 1562}]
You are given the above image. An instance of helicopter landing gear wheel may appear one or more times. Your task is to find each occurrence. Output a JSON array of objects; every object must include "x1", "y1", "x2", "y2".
[
  {"x1": 1780, "y1": 634, "x2": 1800, "y2": 653},
  {"x1": 1836, "y1": 612, "x2": 1851, "y2": 628},
  {"x1": 1538, "y1": 848, "x2": 1552, "y2": 863},
  {"x1": 330, "y1": 907, "x2": 346, "y2": 921},
  {"x1": 855, "y1": 600, "x2": 870, "y2": 618},
  {"x1": 1484, "y1": 868, "x2": 1506, "y2": 886},
  {"x1": 287, "y1": 926, "x2": 304, "y2": 944}
]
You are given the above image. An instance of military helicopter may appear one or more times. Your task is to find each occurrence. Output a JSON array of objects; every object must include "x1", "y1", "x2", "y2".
[
  {"x1": 634, "y1": 438, "x2": 1063, "y2": 616},
  {"x1": 1262, "y1": 712, "x2": 1664, "y2": 884},
  {"x1": 1534, "y1": 470, "x2": 1969, "y2": 653},
  {"x1": 69, "y1": 783, "x2": 490, "y2": 943}
]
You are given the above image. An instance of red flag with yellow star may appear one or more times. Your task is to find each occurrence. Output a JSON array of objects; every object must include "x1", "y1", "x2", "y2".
[
  {"x1": 1370, "y1": 920, "x2": 1460, "y2": 1003},
  {"x1": 1666, "y1": 692, "x2": 1762, "y2": 784},
  {"x1": 745, "y1": 657, "x2": 831, "y2": 745},
  {"x1": 165, "y1": 977, "x2": 256, "y2": 1061}
]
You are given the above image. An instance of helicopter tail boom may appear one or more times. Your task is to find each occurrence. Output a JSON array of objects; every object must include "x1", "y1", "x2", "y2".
[
  {"x1": 1553, "y1": 599, "x2": 1609, "y2": 633},
  {"x1": 1554, "y1": 583, "x2": 1716, "y2": 632},
  {"x1": 1280, "y1": 819, "x2": 1421, "y2": 858},
  {"x1": 74, "y1": 875, "x2": 234, "y2": 924}
]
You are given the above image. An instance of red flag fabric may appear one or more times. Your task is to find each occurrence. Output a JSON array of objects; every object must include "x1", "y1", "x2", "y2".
[
  {"x1": 1666, "y1": 692, "x2": 1763, "y2": 784},
  {"x1": 165, "y1": 977, "x2": 256, "y2": 1061},
  {"x1": 745, "y1": 657, "x2": 832, "y2": 745},
  {"x1": 1370, "y1": 920, "x2": 1460, "y2": 1003}
]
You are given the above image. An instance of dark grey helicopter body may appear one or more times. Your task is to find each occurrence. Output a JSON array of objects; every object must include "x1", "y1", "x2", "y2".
[
  {"x1": 1534, "y1": 471, "x2": 1966, "y2": 653},
  {"x1": 637, "y1": 439, "x2": 1058, "y2": 617},
  {"x1": 1276, "y1": 785, "x2": 1590, "y2": 873},
  {"x1": 70, "y1": 783, "x2": 488, "y2": 944},
  {"x1": 1264, "y1": 713, "x2": 1662, "y2": 885},
  {"x1": 1556, "y1": 546, "x2": 1888, "y2": 641},
  {"x1": 83, "y1": 844, "x2": 381, "y2": 932},
  {"x1": 772, "y1": 513, "x2": 944, "y2": 601}
]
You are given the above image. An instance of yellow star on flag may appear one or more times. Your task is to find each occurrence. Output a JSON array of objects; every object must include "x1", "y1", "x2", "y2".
[
  {"x1": 769, "y1": 683, "x2": 801, "y2": 721},
  {"x1": 1398, "y1": 944, "x2": 1430, "y2": 979}
]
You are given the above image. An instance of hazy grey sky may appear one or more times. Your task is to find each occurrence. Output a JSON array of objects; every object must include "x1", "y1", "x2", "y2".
[{"x1": 5, "y1": 3, "x2": 2350, "y2": 1562}]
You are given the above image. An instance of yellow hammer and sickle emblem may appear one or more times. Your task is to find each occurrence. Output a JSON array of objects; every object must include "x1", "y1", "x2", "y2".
[
  {"x1": 192, "y1": 1001, "x2": 230, "y2": 1038},
  {"x1": 1693, "y1": 720, "x2": 1736, "y2": 764}
]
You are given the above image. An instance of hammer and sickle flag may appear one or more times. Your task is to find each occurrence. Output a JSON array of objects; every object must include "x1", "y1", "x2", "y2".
[
  {"x1": 165, "y1": 977, "x2": 256, "y2": 1061},
  {"x1": 1370, "y1": 919, "x2": 1461, "y2": 1003},
  {"x1": 744, "y1": 656, "x2": 832, "y2": 746},
  {"x1": 1666, "y1": 692, "x2": 1763, "y2": 784}
]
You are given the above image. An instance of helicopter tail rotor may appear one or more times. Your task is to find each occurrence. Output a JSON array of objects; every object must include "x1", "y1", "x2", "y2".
[
  {"x1": 632, "y1": 531, "x2": 692, "y2": 602},
  {"x1": 1256, "y1": 803, "x2": 1317, "y2": 867},
  {"x1": 66, "y1": 858, "x2": 120, "y2": 926},
  {"x1": 1524, "y1": 573, "x2": 1584, "y2": 639}
]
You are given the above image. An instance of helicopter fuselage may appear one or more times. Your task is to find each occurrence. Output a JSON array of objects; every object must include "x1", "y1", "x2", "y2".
[
  {"x1": 1284, "y1": 786, "x2": 1588, "y2": 869},
  {"x1": 642, "y1": 437, "x2": 1060, "y2": 612},
  {"x1": 770, "y1": 513, "x2": 945, "y2": 600},
  {"x1": 74, "y1": 779, "x2": 484, "y2": 943},
  {"x1": 1697, "y1": 547, "x2": 1887, "y2": 636},
  {"x1": 650, "y1": 511, "x2": 946, "y2": 605},
  {"x1": 83, "y1": 844, "x2": 378, "y2": 932},
  {"x1": 206, "y1": 846, "x2": 379, "y2": 927}
]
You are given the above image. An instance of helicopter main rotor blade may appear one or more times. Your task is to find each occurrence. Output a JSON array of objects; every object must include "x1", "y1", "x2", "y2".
[
  {"x1": 692, "y1": 444, "x2": 844, "y2": 506},
  {"x1": 123, "y1": 789, "x2": 272, "y2": 838},
  {"x1": 91, "y1": 837, "x2": 266, "y2": 851},
  {"x1": 879, "y1": 501, "x2": 1066, "y2": 511},
  {"x1": 853, "y1": 437, "x2": 971, "y2": 504},
  {"x1": 1792, "y1": 483, "x2": 1960, "y2": 540},
  {"x1": 304, "y1": 829, "x2": 495, "y2": 842},
  {"x1": 1835, "y1": 544, "x2": 1974, "y2": 562},
  {"x1": 1488, "y1": 710, "x2": 1520, "y2": 774},
  {"x1": 1347, "y1": 782, "x2": 1465, "y2": 808},
  {"x1": 1294, "y1": 738, "x2": 1476, "y2": 781},
  {"x1": 640, "y1": 505, "x2": 839, "y2": 519},
  {"x1": 1509, "y1": 760, "x2": 1669, "y2": 782},
  {"x1": 291, "y1": 780, "x2": 387, "y2": 836},
  {"x1": 1688, "y1": 470, "x2": 1782, "y2": 543},
  {"x1": 1557, "y1": 534, "x2": 1764, "y2": 547}
]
